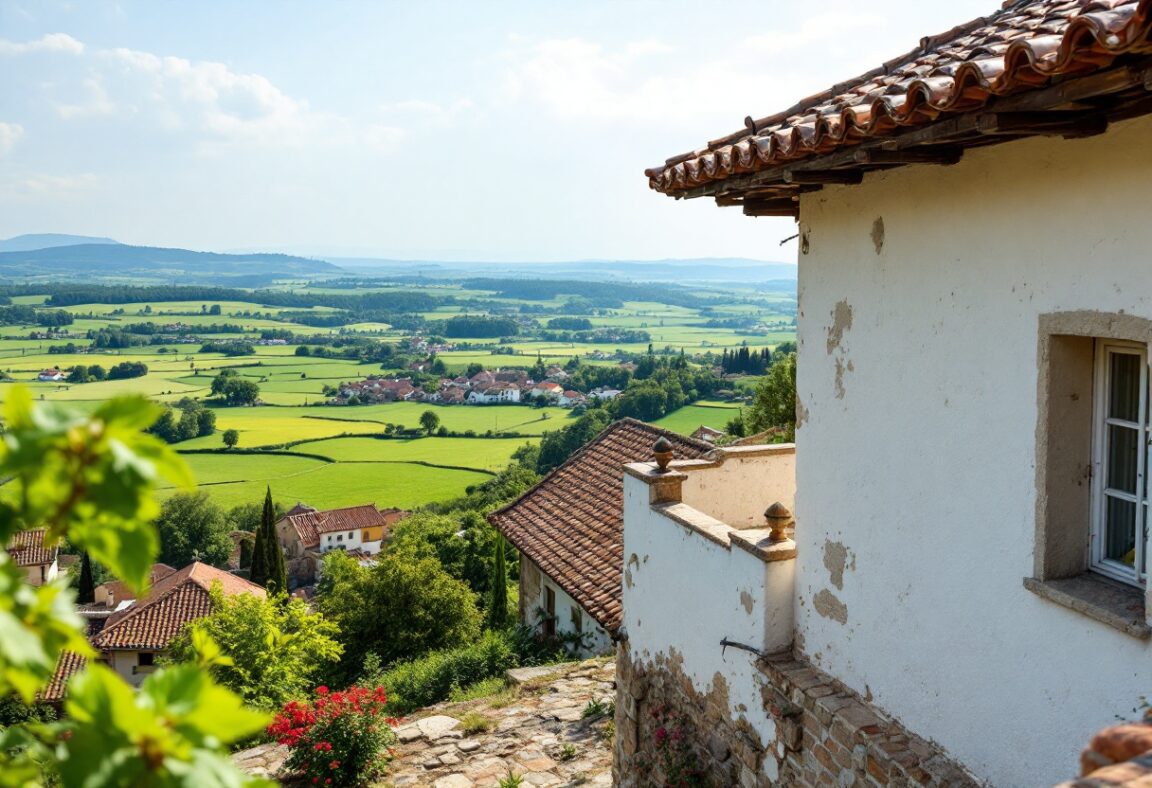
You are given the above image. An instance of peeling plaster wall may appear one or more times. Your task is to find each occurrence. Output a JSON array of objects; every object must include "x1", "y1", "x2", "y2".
[
  {"x1": 620, "y1": 473, "x2": 790, "y2": 779},
  {"x1": 794, "y1": 112, "x2": 1152, "y2": 787}
]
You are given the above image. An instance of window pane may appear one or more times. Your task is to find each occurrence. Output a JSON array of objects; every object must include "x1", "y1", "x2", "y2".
[
  {"x1": 1107, "y1": 424, "x2": 1140, "y2": 494},
  {"x1": 1109, "y1": 351, "x2": 1141, "y2": 421},
  {"x1": 1105, "y1": 495, "x2": 1137, "y2": 567}
]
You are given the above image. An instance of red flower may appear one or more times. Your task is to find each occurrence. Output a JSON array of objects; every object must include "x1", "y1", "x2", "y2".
[
  {"x1": 329, "y1": 760, "x2": 340, "y2": 769},
  {"x1": 316, "y1": 686, "x2": 329, "y2": 695}
]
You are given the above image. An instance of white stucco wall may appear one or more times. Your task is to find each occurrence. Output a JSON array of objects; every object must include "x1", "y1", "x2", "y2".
[
  {"x1": 107, "y1": 650, "x2": 154, "y2": 687},
  {"x1": 621, "y1": 472, "x2": 795, "y2": 782},
  {"x1": 679, "y1": 445, "x2": 796, "y2": 528},
  {"x1": 794, "y1": 112, "x2": 1152, "y2": 787},
  {"x1": 521, "y1": 558, "x2": 614, "y2": 656}
]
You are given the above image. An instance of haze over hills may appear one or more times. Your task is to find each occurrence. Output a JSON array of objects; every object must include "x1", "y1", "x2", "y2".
[
  {"x1": 324, "y1": 256, "x2": 798, "y2": 284},
  {"x1": 0, "y1": 233, "x2": 795, "y2": 287},
  {"x1": 0, "y1": 242, "x2": 338, "y2": 285},
  {"x1": 0, "y1": 233, "x2": 121, "y2": 253}
]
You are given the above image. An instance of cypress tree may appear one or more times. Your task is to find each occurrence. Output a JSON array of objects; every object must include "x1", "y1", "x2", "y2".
[
  {"x1": 487, "y1": 536, "x2": 509, "y2": 630},
  {"x1": 249, "y1": 489, "x2": 270, "y2": 588},
  {"x1": 77, "y1": 551, "x2": 95, "y2": 605},
  {"x1": 239, "y1": 538, "x2": 253, "y2": 570},
  {"x1": 262, "y1": 487, "x2": 287, "y2": 594}
]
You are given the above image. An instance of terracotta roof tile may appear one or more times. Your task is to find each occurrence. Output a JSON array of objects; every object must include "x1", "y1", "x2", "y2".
[
  {"x1": 488, "y1": 418, "x2": 712, "y2": 634},
  {"x1": 646, "y1": 0, "x2": 1152, "y2": 197},
  {"x1": 92, "y1": 562, "x2": 264, "y2": 651},
  {"x1": 41, "y1": 650, "x2": 86, "y2": 702},
  {"x1": 6, "y1": 529, "x2": 57, "y2": 568},
  {"x1": 95, "y1": 563, "x2": 178, "y2": 607}
]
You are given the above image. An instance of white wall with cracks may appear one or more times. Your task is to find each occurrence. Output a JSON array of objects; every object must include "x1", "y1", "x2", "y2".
[{"x1": 794, "y1": 111, "x2": 1152, "y2": 787}]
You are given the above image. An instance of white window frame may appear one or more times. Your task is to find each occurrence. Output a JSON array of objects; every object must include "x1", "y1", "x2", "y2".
[{"x1": 1090, "y1": 339, "x2": 1149, "y2": 587}]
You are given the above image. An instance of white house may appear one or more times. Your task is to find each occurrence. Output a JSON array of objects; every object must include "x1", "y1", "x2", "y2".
[
  {"x1": 613, "y1": 3, "x2": 1152, "y2": 787},
  {"x1": 37, "y1": 368, "x2": 63, "y2": 382},
  {"x1": 467, "y1": 382, "x2": 521, "y2": 404}
]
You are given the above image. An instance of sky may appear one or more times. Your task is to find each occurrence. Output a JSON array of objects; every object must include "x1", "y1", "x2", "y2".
[{"x1": 0, "y1": 0, "x2": 993, "y2": 262}]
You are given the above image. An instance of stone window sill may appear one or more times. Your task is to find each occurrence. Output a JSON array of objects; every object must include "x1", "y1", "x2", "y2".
[{"x1": 1024, "y1": 574, "x2": 1150, "y2": 639}]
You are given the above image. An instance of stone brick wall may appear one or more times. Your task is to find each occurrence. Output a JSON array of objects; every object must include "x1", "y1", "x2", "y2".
[{"x1": 614, "y1": 644, "x2": 979, "y2": 787}]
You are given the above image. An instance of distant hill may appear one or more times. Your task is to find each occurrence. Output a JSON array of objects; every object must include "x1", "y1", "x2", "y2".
[
  {"x1": 326, "y1": 257, "x2": 798, "y2": 284},
  {"x1": 0, "y1": 233, "x2": 121, "y2": 252},
  {"x1": 0, "y1": 243, "x2": 338, "y2": 284}
]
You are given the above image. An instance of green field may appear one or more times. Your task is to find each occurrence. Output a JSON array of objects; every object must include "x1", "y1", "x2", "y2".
[
  {"x1": 157, "y1": 453, "x2": 490, "y2": 510},
  {"x1": 652, "y1": 400, "x2": 742, "y2": 435},
  {"x1": 0, "y1": 280, "x2": 792, "y2": 509}
]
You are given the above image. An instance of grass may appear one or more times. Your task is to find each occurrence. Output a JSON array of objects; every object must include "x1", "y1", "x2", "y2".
[
  {"x1": 156, "y1": 453, "x2": 491, "y2": 509},
  {"x1": 459, "y1": 711, "x2": 494, "y2": 735},
  {"x1": 448, "y1": 677, "x2": 510, "y2": 705},
  {"x1": 651, "y1": 400, "x2": 741, "y2": 435},
  {"x1": 289, "y1": 436, "x2": 533, "y2": 471}
]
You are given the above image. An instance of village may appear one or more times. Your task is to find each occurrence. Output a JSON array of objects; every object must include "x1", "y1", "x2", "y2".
[{"x1": 332, "y1": 365, "x2": 621, "y2": 408}]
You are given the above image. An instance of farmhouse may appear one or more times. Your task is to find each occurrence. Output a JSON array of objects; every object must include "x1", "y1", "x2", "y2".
[
  {"x1": 90, "y1": 562, "x2": 265, "y2": 687},
  {"x1": 616, "y1": 1, "x2": 1152, "y2": 786},
  {"x1": 36, "y1": 367, "x2": 62, "y2": 382},
  {"x1": 489, "y1": 419, "x2": 711, "y2": 657},
  {"x1": 7, "y1": 529, "x2": 59, "y2": 586},
  {"x1": 276, "y1": 503, "x2": 407, "y2": 585}
]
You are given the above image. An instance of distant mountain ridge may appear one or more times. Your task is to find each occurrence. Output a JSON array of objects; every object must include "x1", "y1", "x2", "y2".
[
  {"x1": 0, "y1": 233, "x2": 121, "y2": 253},
  {"x1": 0, "y1": 242, "x2": 337, "y2": 284}
]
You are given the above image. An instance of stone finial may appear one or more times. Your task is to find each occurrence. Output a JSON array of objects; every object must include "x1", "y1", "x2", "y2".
[
  {"x1": 653, "y1": 435, "x2": 674, "y2": 472},
  {"x1": 765, "y1": 502, "x2": 793, "y2": 543}
]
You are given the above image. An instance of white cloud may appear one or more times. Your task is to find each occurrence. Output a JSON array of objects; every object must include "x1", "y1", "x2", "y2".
[
  {"x1": 54, "y1": 77, "x2": 115, "y2": 119},
  {"x1": 0, "y1": 33, "x2": 84, "y2": 56},
  {"x1": 5, "y1": 172, "x2": 99, "y2": 200},
  {"x1": 0, "y1": 122, "x2": 23, "y2": 156},
  {"x1": 498, "y1": 13, "x2": 888, "y2": 126}
]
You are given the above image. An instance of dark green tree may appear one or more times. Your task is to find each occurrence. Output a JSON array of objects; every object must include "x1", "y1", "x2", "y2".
[
  {"x1": 256, "y1": 486, "x2": 287, "y2": 593},
  {"x1": 486, "y1": 536, "x2": 509, "y2": 630},
  {"x1": 249, "y1": 489, "x2": 271, "y2": 588},
  {"x1": 77, "y1": 551, "x2": 95, "y2": 605},
  {"x1": 238, "y1": 538, "x2": 253, "y2": 570}
]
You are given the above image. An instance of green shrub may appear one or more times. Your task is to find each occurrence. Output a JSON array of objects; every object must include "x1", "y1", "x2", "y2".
[{"x1": 370, "y1": 631, "x2": 518, "y2": 715}]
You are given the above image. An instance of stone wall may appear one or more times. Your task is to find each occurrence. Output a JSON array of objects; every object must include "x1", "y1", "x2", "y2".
[{"x1": 614, "y1": 643, "x2": 978, "y2": 787}]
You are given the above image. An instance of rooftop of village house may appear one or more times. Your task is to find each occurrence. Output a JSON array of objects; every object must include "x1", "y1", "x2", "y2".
[
  {"x1": 646, "y1": 0, "x2": 1152, "y2": 216},
  {"x1": 488, "y1": 418, "x2": 713, "y2": 634}
]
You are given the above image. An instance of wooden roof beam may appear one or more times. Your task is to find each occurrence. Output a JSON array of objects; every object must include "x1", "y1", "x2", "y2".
[
  {"x1": 854, "y1": 147, "x2": 962, "y2": 165},
  {"x1": 783, "y1": 169, "x2": 863, "y2": 185},
  {"x1": 976, "y1": 111, "x2": 1108, "y2": 138}
]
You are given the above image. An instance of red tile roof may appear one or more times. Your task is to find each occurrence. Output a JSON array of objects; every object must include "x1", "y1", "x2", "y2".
[
  {"x1": 488, "y1": 418, "x2": 712, "y2": 634},
  {"x1": 7, "y1": 529, "x2": 58, "y2": 568},
  {"x1": 280, "y1": 504, "x2": 398, "y2": 549},
  {"x1": 646, "y1": 0, "x2": 1152, "y2": 201},
  {"x1": 95, "y1": 563, "x2": 178, "y2": 607},
  {"x1": 92, "y1": 562, "x2": 265, "y2": 651},
  {"x1": 41, "y1": 650, "x2": 86, "y2": 702}
]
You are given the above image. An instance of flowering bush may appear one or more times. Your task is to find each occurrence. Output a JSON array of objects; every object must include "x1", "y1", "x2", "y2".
[
  {"x1": 269, "y1": 685, "x2": 398, "y2": 787},
  {"x1": 649, "y1": 705, "x2": 704, "y2": 787}
]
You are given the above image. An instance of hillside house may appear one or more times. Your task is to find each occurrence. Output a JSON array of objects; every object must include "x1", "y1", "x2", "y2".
[
  {"x1": 89, "y1": 562, "x2": 265, "y2": 687},
  {"x1": 276, "y1": 503, "x2": 407, "y2": 585},
  {"x1": 616, "y1": 2, "x2": 1152, "y2": 786},
  {"x1": 8, "y1": 529, "x2": 59, "y2": 586},
  {"x1": 467, "y1": 382, "x2": 521, "y2": 404},
  {"x1": 36, "y1": 368, "x2": 62, "y2": 382},
  {"x1": 489, "y1": 419, "x2": 711, "y2": 657},
  {"x1": 559, "y1": 390, "x2": 587, "y2": 408}
]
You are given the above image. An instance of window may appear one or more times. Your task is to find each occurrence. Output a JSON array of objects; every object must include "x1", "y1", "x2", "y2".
[
  {"x1": 1091, "y1": 340, "x2": 1149, "y2": 586},
  {"x1": 337, "y1": 534, "x2": 343, "y2": 542},
  {"x1": 138, "y1": 652, "x2": 155, "y2": 667},
  {"x1": 542, "y1": 586, "x2": 556, "y2": 637},
  {"x1": 1030, "y1": 315, "x2": 1152, "y2": 638},
  {"x1": 348, "y1": 531, "x2": 353, "y2": 538},
  {"x1": 570, "y1": 605, "x2": 583, "y2": 635}
]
